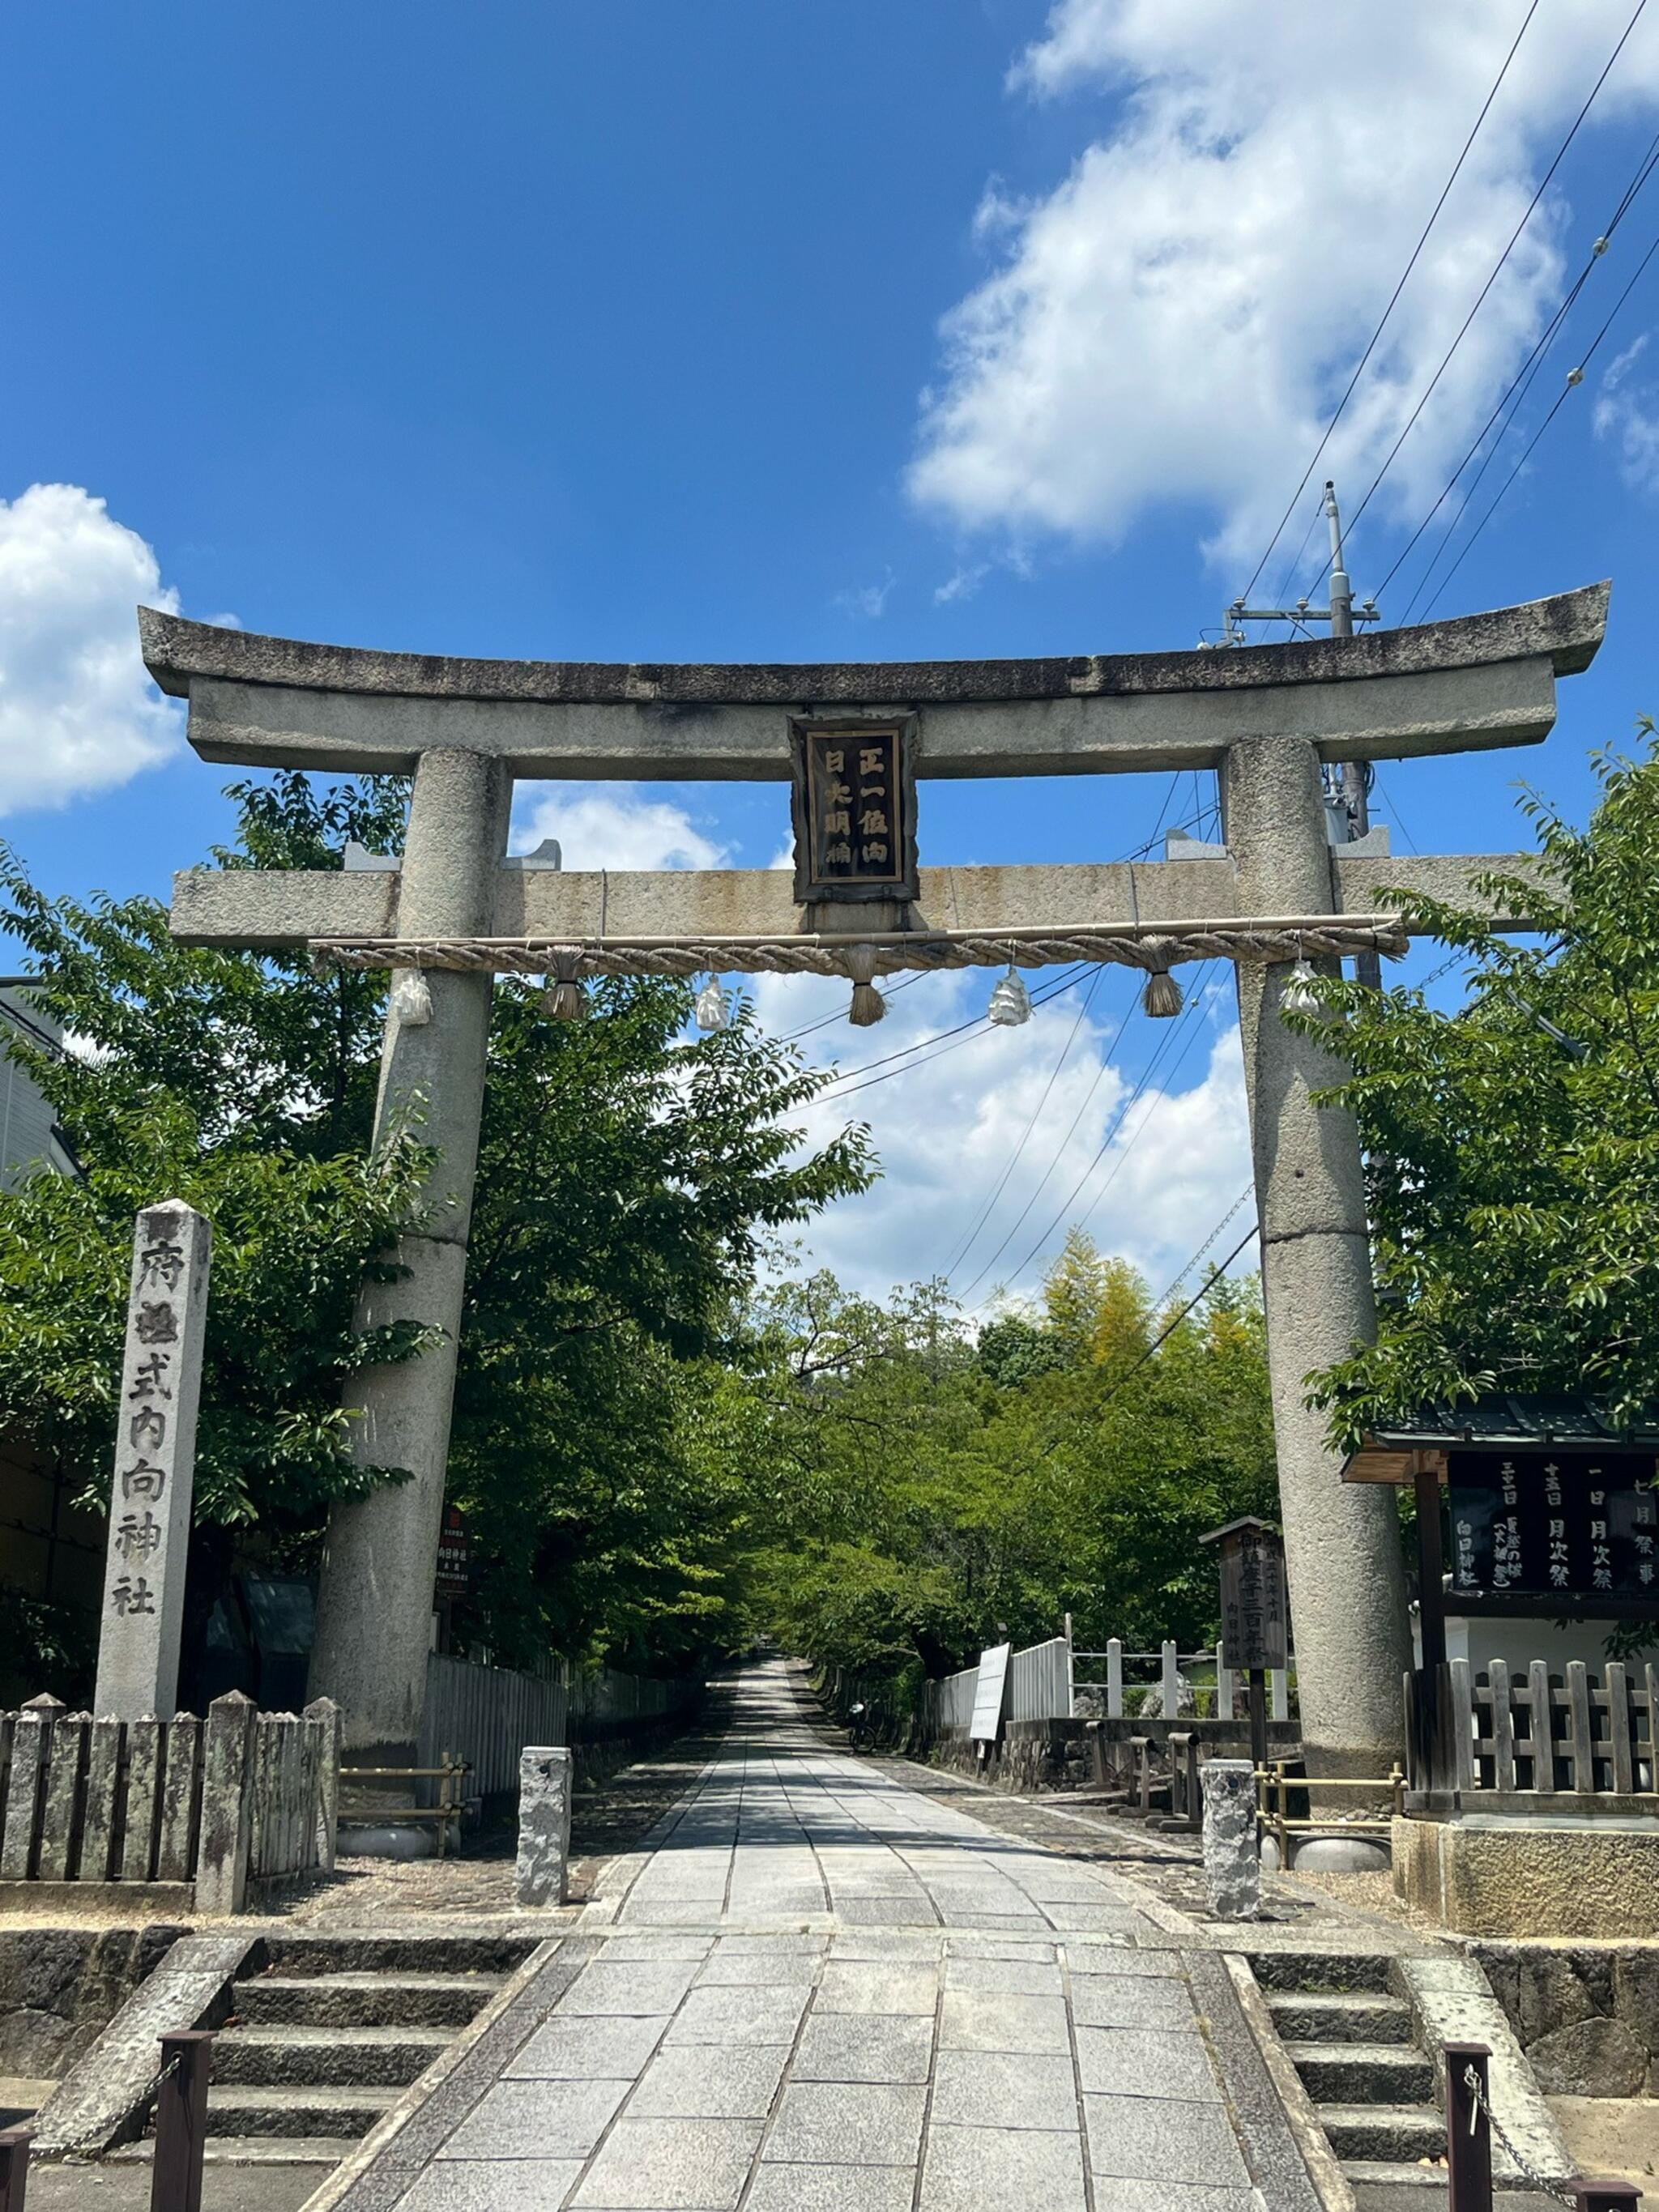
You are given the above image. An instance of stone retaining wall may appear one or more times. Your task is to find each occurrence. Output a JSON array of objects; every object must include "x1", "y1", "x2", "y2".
[
  {"x1": 0, "y1": 1924, "x2": 184, "y2": 2076},
  {"x1": 923, "y1": 1717, "x2": 1096, "y2": 1792},
  {"x1": 1470, "y1": 1940, "x2": 1659, "y2": 2097}
]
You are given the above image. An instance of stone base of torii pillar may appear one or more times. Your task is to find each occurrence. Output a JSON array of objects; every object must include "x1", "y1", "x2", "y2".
[{"x1": 141, "y1": 584, "x2": 1608, "y2": 1772}]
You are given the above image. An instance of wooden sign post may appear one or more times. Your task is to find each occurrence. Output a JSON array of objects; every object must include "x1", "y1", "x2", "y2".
[{"x1": 1204, "y1": 1518, "x2": 1289, "y2": 1775}]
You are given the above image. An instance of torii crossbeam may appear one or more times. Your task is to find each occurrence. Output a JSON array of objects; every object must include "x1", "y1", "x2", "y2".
[{"x1": 143, "y1": 584, "x2": 1608, "y2": 1769}]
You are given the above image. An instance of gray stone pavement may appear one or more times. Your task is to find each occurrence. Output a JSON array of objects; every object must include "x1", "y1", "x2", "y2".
[{"x1": 319, "y1": 1661, "x2": 1314, "y2": 2211}]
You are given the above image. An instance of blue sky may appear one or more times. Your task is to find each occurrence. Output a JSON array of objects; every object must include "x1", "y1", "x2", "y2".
[{"x1": 3, "y1": 1, "x2": 1659, "y2": 1304}]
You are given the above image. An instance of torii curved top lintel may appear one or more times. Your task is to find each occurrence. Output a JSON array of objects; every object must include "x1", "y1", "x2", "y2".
[{"x1": 139, "y1": 583, "x2": 1608, "y2": 710}]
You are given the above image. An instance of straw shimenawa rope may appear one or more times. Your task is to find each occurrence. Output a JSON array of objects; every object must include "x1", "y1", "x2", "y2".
[{"x1": 309, "y1": 914, "x2": 1409, "y2": 982}]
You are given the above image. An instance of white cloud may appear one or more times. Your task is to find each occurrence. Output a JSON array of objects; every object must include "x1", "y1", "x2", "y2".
[
  {"x1": 934, "y1": 563, "x2": 992, "y2": 605},
  {"x1": 833, "y1": 571, "x2": 896, "y2": 620},
  {"x1": 753, "y1": 962, "x2": 1251, "y2": 1307},
  {"x1": 0, "y1": 484, "x2": 182, "y2": 815},
  {"x1": 1594, "y1": 329, "x2": 1659, "y2": 494},
  {"x1": 511, "y1": 786, "x2": 729, "y2": 872},
  {"x1": 911, "y1": 1, "x2": 1659, "y2": 570}
]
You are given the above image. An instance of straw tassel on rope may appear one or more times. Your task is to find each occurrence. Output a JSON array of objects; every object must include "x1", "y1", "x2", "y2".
[
  {"x1": 844, "y1": 944, "x2": 887, "y2": 1027},
  {"x1": 543, "y1": 948, "x2": 587, "y2": 1021}
]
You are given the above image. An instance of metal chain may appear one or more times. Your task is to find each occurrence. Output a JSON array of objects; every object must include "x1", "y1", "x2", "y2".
[
  {"x1": 54, "y1": 2051, "x2": 180, "y2": 2160},
  {"x1": 1462, "y1": 2061, "x2": 1579, "y2": 2208}
]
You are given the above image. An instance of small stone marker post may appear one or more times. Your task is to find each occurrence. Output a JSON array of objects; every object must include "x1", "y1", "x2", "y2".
[
  {"x1": 1201, "y1": 1758, "x2": 1260, "y2": 1920},
  {"x1": 93, "y1": 1201, "x2": 211, "y2": 1723},
  {"x1": 515, "y1": 1745, "x2": 573, "y2": 1907}
]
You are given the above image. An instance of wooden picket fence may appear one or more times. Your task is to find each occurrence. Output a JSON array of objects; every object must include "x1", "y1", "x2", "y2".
[
  {"x1": 1406, "y1": 1657, "x2": 1659, "y2": 1807},
  {"x1": 0, "y1": 1689, "x2": 339, "y2": 1911}
]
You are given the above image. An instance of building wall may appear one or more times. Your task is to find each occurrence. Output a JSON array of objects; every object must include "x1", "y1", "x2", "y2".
[
  {"x1": 0, "y1": 986, "x2": 100, "y2": 1697},
  {"x1": 0, "y1": 984, "x2": 72, "y2": 1190}
]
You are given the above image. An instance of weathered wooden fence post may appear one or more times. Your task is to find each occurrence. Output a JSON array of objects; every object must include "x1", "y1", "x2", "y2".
[
  {"x1": 151, "y1": 2031, "x2": 211, "y2": 2212},
  {"x1": 194, "y1": 1693, "x2": 256, "y2": 1915},
  {"x1": 1571, "y1": 2179, "x2": 1644, "y2": 2208},
  {"x1": 1105, "y1": 1639, "x2": 1122, "y2": 1720},
  {"x1": 1444, "y1": 2041, "x2": 1493, "y2": 2212},
  {"x1": 0, "y1": 2125, "x2": 30, "y2": 2212},
  {"x1": 1160, "y1": 1641, "x2": 1179, "y2": 1715}
]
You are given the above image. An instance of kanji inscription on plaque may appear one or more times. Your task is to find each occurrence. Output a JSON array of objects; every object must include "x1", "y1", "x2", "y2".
[{"x1": 790, "y1": 718, "x2": 919, "y2": 905}]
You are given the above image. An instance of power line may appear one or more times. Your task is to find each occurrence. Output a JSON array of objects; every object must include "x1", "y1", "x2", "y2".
[
  {"x1": 1093, "y1": 1221, "x2": 1262, "y2": 1413},
  {"x1": 1419, "y1": 217, "x2": 1659, "y2": 618},
  {"x1": 815, "y1": 965, "x2": 1093, "y2": 1102},
  {"x1": 1067, "y1": 971, "x2": 1223, "y2": 1243},
  {"x1": 772, "y1": 968, "x2": 926, "y2": 1046},
  {"x1": 940, "y1": 966, "x2": 1107, "y2": 1280},
  {"x1": 951, "y1": 983, "x2": 1149, "y2": 1298},
  {"x1": 796, "y1": 799, "x2": 1218, "y2": 1104},
  {"x1": 1384, "y1": 124, "x2": 1659, "y2": 620},
  {"x1": 1238, "y1": 0, "x2": 1542, "y2": 605},
  {"x1": 960, "y1": 964, "x2": 1221, "y2": 1301},
  {"x1": 939, "y1": 773, "x2": 1188, "y2": 1281},
  {"x1": 1341, "y1": 0, "x2": 1651, "y2": 549},
  {"x1": 1158, "y1": 1185, "x2": 1255, "y2": 1303}
]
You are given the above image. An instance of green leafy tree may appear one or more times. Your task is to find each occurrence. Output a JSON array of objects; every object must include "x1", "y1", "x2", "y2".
[
  {"x1": 0, "y1": 774, "x2": 872, "y2": 1680},
  {"x1": 1302, "y1": 739, "x2": 1659, "y2": 1444},
  {"x1": 739, "y1": 1259, "x2": 1276, "y2": 1693}
]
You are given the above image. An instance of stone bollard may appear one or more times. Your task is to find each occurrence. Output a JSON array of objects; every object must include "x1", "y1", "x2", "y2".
[
  {"x1": 1201, "y1": 1758, "x2": 1260, "y2": 1920},
  {"x1": 515, "y1": 1746, "x2": 573, "y2": 1908}
]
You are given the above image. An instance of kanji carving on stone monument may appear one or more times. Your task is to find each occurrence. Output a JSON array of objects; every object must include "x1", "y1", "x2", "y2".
[{"x1": 94, "y1": 1200, "x2": 212, "y2": 1722}]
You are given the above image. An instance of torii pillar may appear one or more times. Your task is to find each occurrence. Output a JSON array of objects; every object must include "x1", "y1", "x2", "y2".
[
  {"x1": 308, "y1": 748, "x2": 510, "y2": 1760},
  {"x1": 1226, "y1": 735, "x2": 1404, "y2": 1772},
  {"x1": 143, "y1": 585, "x2": 1608, "y2": 1768}
]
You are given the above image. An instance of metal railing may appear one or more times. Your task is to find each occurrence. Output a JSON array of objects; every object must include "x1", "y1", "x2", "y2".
[
  {"x1": 339, "y1": 1758, "x2": 470, "y2": 1855},
  {"x1": 1253, "y1": 1760, "x2": 1405, "y2": 1864}
]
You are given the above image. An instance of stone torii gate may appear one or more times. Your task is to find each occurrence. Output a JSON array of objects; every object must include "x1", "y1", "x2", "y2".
[{"x1": 141, "y1": 583, "x2": 1607, "y2": 1773}]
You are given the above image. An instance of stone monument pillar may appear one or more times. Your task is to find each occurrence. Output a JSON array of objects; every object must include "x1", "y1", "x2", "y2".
[
  {"x1": 308, "y1": 748, "x2": 511, "y2": 1758},
  {"x1": 93, "y1": 1201, "x2": 212, "y2": 1722},
  {"x1": 515, "y1": 1745, "x2": 573, "y2": 1907},
  {"x1": 1224, "y1": 735, "x2": 1411, "y2": 1775}
]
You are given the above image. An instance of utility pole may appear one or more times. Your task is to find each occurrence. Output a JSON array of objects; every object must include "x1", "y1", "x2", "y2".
[
  {"x1": 1217, "y1": 480, "x2": 1383, "y2": 987},
  {"x1": 1324, "y1": 482, "x2": 1383, "y2": 989}
]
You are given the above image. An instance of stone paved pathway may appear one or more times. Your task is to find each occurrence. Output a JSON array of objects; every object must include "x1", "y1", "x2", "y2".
[{"x1": 322, "y1": 1660, "x2": 1320, "y2": 2212}]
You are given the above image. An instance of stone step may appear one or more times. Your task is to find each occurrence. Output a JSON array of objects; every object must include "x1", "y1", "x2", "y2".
[
  {"x1": 1250, "y1": 1950, "x2": 1396, "y2": 1996},
  {"x1": 1340, "y1": 2157, "x2": 1449, "y2": 2201},
  {"x1": 1320, "y1": 2103, "x2": 1446, "y2": 2165},
  {"x1": 1341, "y1": 2165, "x2": 1558, "y2": 2210},
  {"x1": 213, "y1": 2023, "x2": 454, "y2": 2088},
  {"x1": 1286, "y1": 2040, "x2": 1435, "y2": 2105},
  {"x1": 111, "y1": 2135, "x2": 359, "y2": 2168},
  {"x1": 258, "y1": 1933, "x2": 531, "y2": 1979},
  {"x1": 232, "y1": 1970, "x2": 505, "y2": 2028},
  {"x1": 1267, "y1": 1989, "x2": 1414, "y2": 2044},
  {"x1": 206, "y1": 2084, "x2": 399, "y2": 2139}
]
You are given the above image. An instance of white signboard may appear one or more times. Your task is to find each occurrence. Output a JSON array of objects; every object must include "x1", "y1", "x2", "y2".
[{"x1": 970, "y1": 1642, "x2": 1012, "y2": 1742}]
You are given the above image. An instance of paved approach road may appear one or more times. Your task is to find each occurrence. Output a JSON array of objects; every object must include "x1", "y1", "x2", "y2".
[{"x1": 322, "y1": 1660, "x2": 1318, "y2": 2212}]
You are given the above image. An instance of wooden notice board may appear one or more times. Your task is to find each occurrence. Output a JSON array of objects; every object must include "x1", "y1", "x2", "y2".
[{"x1": 970, "y1": 1642, "x2": 1012, "y2": 1742}]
